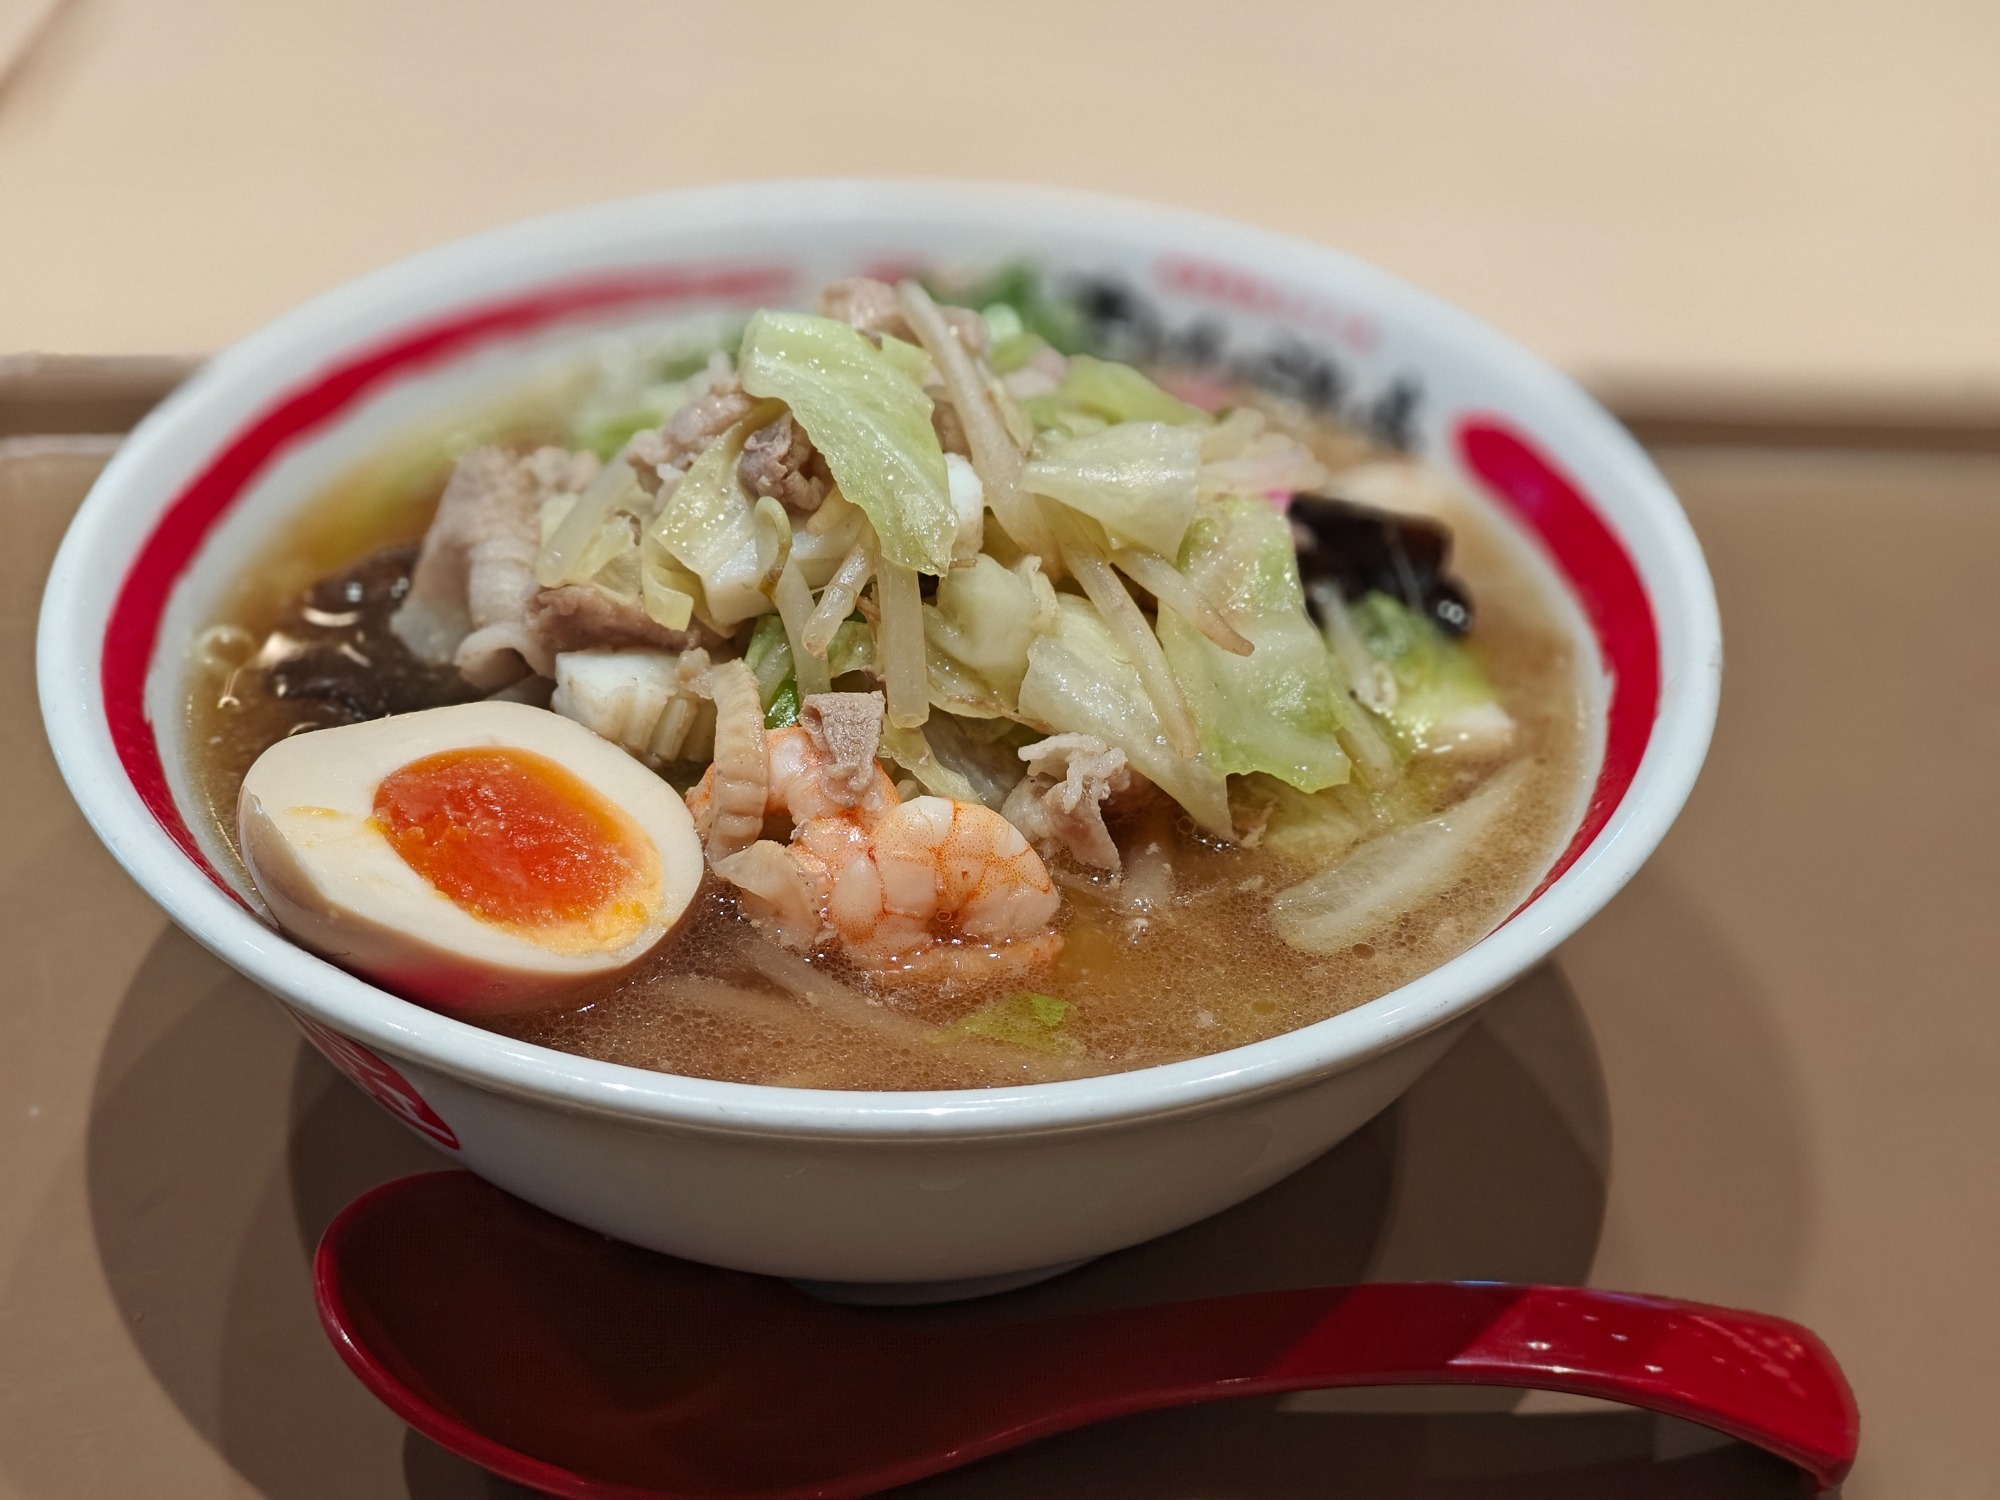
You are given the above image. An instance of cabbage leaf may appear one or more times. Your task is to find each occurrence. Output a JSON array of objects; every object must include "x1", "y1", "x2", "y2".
[
  {"x1": 1349, "y1": 593, "x2": 1516, "y2": 758},
  {"x1": 1231, "y1": 775, "x2": 1368, "y2": 869},
  {"x1": 923, "y1": 554, "x2": 1056, "y2": 702},
  {"x1": 936, "y1": 991, "x2": 1078, "y2": 1054},
  {"x1": 639, "y1": 536, "x2": 698, "y2": 631},
  {"x1": 916, "y1": 713, "x2": 1034, "y2": 811},
  {"x1": 646, "y1": 406, "x2": 781, "y2": 628},
  {"x1": 737, "y1": 311, "x2": 955, "y2": 575},
  {"x1": 1024, "y1": 360, "x2": 1208, "y2": 434},
  {"x1": 825, "y1": 617, "x2": 875, "y2": 681},
  {"x1": 1017, "y1": 594, "x2": 1233, "y2": 838},
  {"x1": 880, "y1": 723, "x2": 981, "y2": 802},
  {"x1": 1158, "y1": 496, "x2": 1351, "y2": 792},
  {"x1": 1022, "y1": 421, "x2": 1202, "y2": 559}
]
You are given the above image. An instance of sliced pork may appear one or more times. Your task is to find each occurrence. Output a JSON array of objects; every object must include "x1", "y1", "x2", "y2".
[{"x1": 1001, "y1": 732, "x2": 1133, "y2": 872}]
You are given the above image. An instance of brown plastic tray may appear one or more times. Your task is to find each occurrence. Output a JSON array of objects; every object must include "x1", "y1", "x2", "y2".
[{"x1": 2, "y1": 375, "x2": 1993, "y2": 1496}]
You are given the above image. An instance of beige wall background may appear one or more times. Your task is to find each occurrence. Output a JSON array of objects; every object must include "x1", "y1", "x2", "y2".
[{"x1": 1, "y1": 0, "x2": 1997, "y2": 403}]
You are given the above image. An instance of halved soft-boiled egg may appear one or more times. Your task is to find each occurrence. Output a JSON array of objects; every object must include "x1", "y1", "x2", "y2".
[{"x1": 237, "y1": 700, "x2": 704, "y2": 1015}]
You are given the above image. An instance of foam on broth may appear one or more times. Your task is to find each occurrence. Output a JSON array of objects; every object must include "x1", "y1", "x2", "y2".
[{"x1": 182, "y1": 387, "x2": 1592, "y2": 1092}]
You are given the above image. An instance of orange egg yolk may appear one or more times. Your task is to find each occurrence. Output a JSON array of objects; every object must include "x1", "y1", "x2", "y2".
[{"x1": 372, "y1": 747, "x2": 653, "y2": 934}]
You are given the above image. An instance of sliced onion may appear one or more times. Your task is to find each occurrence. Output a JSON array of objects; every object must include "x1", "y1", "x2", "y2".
[
  {"x1": 987, "y1": 369, "x2": 1037, "y2": 452},
  {"x1": 735, "y1": 937, "x2": 935, "y2": 1044},
  {"x1": 1270, "y1": 764, "x2": 1528, "y2": 954},
  {"x1": 536, "y1": 457, "x2": 639, "y2": 589}
]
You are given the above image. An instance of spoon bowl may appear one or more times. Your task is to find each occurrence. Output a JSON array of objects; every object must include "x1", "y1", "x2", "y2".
[{"x1": 315, "y1": 1172, "x2": 1857, "y2": 1499}]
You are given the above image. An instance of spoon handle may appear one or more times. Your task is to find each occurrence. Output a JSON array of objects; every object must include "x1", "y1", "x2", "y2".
[{"x1": 1060, "y1": 1282, "x2": 1858, "y2": 1491}]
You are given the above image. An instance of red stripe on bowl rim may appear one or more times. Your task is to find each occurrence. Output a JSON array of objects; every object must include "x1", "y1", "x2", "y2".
[
  {"x1": 98, "y1": 269, "x2": 1661, "y2": 922},
  {"x1": 1455, "y1": 417, "x2": 1662, "y2": 906}
]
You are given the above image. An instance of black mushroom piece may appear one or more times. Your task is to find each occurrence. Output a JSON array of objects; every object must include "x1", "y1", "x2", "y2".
[
  {"x1": 1289, "y1": 492, "x2": 1474, "y2": 637},
  {"x1": 260, "y1": 545, "x2": 480, "y2": 727}
]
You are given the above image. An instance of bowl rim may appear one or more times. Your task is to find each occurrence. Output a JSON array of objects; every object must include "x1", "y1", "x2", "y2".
[{"x1": 37, "y1": 178, "x2": 1720, "y2": 1140}]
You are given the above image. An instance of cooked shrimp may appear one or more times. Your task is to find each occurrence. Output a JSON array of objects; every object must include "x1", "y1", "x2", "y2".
[
  {"x1": 826, "y1": 796, "x2": 1061, "y2": 984},
  {"x1": 688, "y1": 725, "x2": 1061, "y2": 979},
  {"x1": 687, "y1": 712, "x2": 903, "y2": 952},
  {"x1": 685, "y1": 725, "x2": 901, "y2": 835},
  {"x1": 768, "y1": 724, "x2": 900, "y2": 828}
]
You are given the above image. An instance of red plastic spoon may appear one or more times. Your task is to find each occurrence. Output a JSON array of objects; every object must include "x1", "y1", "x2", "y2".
[{"x1": 314, "y1": 1172, "x2": 1858, "y2": 1499}]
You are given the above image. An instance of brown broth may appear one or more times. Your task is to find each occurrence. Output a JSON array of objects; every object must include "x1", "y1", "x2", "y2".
[{"x1": 184, "y1": 399, "x2": 1589, "y2": 1092}]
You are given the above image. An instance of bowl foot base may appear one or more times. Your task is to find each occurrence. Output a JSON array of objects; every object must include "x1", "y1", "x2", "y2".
[{"x1": 790, "y1": 1257, "x2": 1093, "y2": 1305}]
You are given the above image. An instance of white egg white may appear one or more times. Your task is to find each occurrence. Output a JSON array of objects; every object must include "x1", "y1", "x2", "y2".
[{"x1": 237, "y1": 700, "x2": 705, "y2": 1016}]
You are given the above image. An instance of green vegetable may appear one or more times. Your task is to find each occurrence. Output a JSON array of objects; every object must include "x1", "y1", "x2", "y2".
[
  {"x1": 1158, "y1": 497, "x2": 1352, "y2": 792},
  {"x1": 1022, "y1": 422, "x2": 1203, "y2": 560},
  {"x1": 567, "y1": 328, "x2": 744, "y2": 458},
  {"x1": 744, "y1": 616, "x2": 799, "y2": 727},
  {"x1": 737, "y1": 311, "x2": 955, "y2": 575},
  {"x1": 979, "y1": 302, "x2": 1046, "y2": 376},
  {"x1": 765, "y1": 678, "x2": 800, "y2": 729},
  {"x1": 1349, "y1": 593, "x2": 1515, "y2": 757},
  {"x1": 824, "y1": 617, "x2": 876, "y2": 680},
  {"x1": 639, "y1": 536, "x2": 698, "y2": 632},
  {"x1": 743, "y1": 610, "x2": 784, "y2": 684},
  {"x1": 1018, "y1": 594, "x2": 1234, "y2": 839},
  {"x1": 648, "y1": 406, "x2": 782, "y2": 628},
  {"x1": 880, "y1": 722, "x2": 980, "y2": 802},
  {"x1": 927, "y1": 262, "x2": 1085, "y2": 354},
  {"x1": 1231, "y1": 775, "x2": 1368, "y2": 868},
  {"x1": 876, "y1": 333, "x2": 931, "y2": 383},
  {"x1": 1046, "y1": 355, "x2": 1208, "y2": 427},
  {"x1": 937, "y1": 991, "x2": 1079, "y2": 1054},
  {"x1": 979, "y1": 302, "x2": 1026, "y2": 345},
  {"x1": 571, "y1": 378, "x2": 697, "y2": 463},
  {"x1": 1017, "y1": 397, "x2": 1108, "y2": 441},
  {"x1": 923, "y1": 554, "x2": 1056, "y2": 702},
  {"x1": 745, "y1": 615, "x2": 872, "y2": 728},
  {"x1": 573, "y1": 408, "x2": 663, "y2": 461},
  {"x1": 987, "y1": 332, "x2": 1047, "y2": 376}
]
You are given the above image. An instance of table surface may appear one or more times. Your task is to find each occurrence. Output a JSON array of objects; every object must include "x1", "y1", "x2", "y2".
[
  {"x1": 2, "y1": 0, "x2": 2000, "y2": 415},
  {"x1": 1, "y1": 397, "x2": 1995, "y2": 1495}
]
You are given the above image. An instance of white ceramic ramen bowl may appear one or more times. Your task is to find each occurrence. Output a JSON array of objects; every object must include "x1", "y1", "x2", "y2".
[{"x1": 39, "y1": 181, "x2": 1718, "y2": 1299}]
